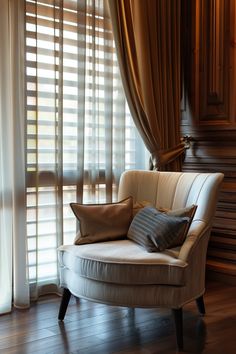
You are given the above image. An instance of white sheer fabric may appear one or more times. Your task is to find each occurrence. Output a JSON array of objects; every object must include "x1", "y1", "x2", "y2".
[
  {"x1": 0, "y1": 0, "x2": 29, "y2": 315},
  {"x1": 0, "y1": 0, "x2": 147, "y2": 314},
  {"x1": 25, "y1": 0, "x2": 147, "y2": 298}
]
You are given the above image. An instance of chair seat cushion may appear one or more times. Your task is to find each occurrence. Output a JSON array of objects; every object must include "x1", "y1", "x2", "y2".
[{"x1": 58, "y1": 240, "x2": 188, "y2": 286}]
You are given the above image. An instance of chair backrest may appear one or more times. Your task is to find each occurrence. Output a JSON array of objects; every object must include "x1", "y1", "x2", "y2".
[
  {"x1": 118, "y1": 170, "x2": 224, "y2": 233},
  {"x1": 118, "y1": 170, "x2": 224, "y2": 296}
]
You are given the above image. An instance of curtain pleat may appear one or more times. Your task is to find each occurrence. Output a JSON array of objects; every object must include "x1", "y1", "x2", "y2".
[
  {"x1": 76, "y1": 0, "x2": 86, "y2": 204},
  {"x1": 108, "y1": 0, "x2": 185, "y2": 171},
  {"x1": 0, "y1": 0, "x2": 29, "y2": 314}
]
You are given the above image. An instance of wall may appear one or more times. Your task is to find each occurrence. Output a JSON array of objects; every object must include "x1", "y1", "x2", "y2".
[{"x1": 181, "y1": 0, "x2": 236, "y2": 283}]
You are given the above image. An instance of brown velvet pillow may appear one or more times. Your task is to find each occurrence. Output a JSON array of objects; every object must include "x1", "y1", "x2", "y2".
[{"x1": 70, "y1": 197, "x2": 133, "y2": 245}]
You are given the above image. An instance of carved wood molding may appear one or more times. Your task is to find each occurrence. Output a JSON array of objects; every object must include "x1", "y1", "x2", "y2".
[
  {"x1": 199, "y1": 0, "x2": 228, "y2": 122},
  {"x1": 208, "y1": 0, "x2": 224, "y2": 104},
  {"x1": 181, "y1": 0, "x2": 236, "y2": 127}
]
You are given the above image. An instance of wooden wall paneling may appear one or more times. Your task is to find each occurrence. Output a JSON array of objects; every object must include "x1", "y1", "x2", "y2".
[
  {"x1": 199, "y1": 0, "x2": 230, "y2": 123},
  {"x1": 181, "y1": 0, "x2": 236, "y2": 283}
]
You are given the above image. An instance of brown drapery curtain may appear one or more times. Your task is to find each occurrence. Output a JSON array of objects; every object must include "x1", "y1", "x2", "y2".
[{"x1": 108, "y1": 0, "x2": 185, "y2": 171}]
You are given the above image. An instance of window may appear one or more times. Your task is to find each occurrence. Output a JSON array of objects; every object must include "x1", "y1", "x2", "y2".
[{"x1": 25, "y1": 0, "x2": 147, "y2": 286}]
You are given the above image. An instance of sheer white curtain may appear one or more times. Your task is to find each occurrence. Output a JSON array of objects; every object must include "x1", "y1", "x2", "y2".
[
  {"x1": 0, "y1": 0, "x2": 29, "y2": 315},
  {"x1": 25, "y1": 0, "x2": 147, "y2": 299},
  {"x1": 0, "y1": 0, "x2": 147, "y2": 314}
]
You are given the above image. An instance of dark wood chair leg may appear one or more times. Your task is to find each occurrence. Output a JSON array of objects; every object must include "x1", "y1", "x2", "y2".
[
  {"x1": 196, "y1": 295, "x2": 205, "y2": 315},
  {"x1": 172, "y1": 308, "x2": 183, "y2": 351},
  {"x1": 58, "y1": 288, "x2": 72, "y2": 321}
]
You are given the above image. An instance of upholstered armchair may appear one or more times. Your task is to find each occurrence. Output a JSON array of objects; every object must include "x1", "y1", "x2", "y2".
[{"x1": 57, "y1": 170, "x2": 223, "y2": 350}]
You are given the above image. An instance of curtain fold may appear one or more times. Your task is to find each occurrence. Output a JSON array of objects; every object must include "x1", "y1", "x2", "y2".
[
  {"x1": 108, "y1": 0, "x2": 185, "y2": 171},
  {"x1": 0, "y1": 0, "x2": 29, "y2": 315}
]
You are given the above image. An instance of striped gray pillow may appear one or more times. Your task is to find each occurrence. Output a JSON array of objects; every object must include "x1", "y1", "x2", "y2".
[{"x1": 127, "y1": 206, "x2": 190, "y2": 252}]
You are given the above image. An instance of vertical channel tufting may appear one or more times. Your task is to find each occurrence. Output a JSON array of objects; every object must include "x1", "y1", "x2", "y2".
[
  {"x1": 185, "y1": 174, "x2": 210, "y2": 208},
  {"x1": 171, "y1": 173, "x2": 200, "y2": 210},
  {"x1": 118, "y1": 171, "x2": 222, "y2": 228},
  {"x1": 135, "y1": 171, "x2": 159, "y2": 205},
  {"x1": 155, "y1": 173, "x2": 182, "y2": 209},
  {"x1": 190, "y1": 174, "x2": 218, "y2": 223},
  {"x1": 118, "y1": 170, "x2": 160, "y2": 205}
]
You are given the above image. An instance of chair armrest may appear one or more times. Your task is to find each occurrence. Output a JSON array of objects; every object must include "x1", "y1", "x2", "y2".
[{"x1": 178, "y1": 220, "x2": 210, "y2": 262}]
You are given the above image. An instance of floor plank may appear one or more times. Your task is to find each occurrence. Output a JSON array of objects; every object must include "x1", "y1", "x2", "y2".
[{"x1": 0, "y1": 280, "x2": 236, "y2": 353}]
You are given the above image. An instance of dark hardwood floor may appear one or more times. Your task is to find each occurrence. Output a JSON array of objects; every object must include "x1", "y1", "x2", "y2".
[{"x1": 0, "y1": 280, "x2": 236, "y2": 354}]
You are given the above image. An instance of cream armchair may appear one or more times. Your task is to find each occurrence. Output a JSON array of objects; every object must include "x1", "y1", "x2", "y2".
[{"x1": 57, "y1": 170, "x2": 223, "y2": 350}]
